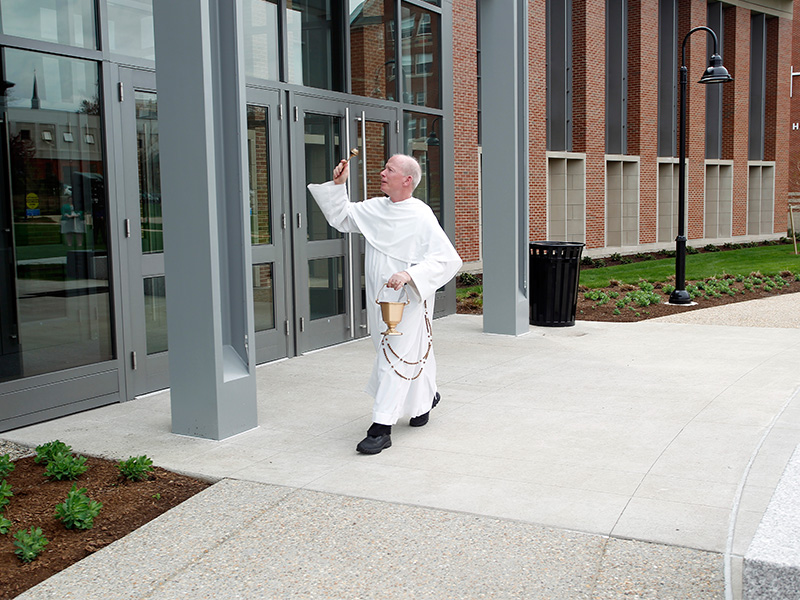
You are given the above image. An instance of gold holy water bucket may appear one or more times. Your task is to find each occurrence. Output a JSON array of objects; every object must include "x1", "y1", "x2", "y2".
[{"x1": 376, "y1": 286, "x2": 410, "y2": 336}]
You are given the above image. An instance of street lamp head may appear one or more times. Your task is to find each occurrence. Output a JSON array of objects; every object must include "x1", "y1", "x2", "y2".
[{"x1": 699, "y1": 53, "x2": 733, "y2": 84}]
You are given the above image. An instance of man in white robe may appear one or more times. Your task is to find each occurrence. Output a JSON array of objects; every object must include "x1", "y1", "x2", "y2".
[{"x1": 308, "y1": 154, "x2": 462, "y2": 454}]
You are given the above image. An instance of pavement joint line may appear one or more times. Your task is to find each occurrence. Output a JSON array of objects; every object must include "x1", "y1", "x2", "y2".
[{"x1": 723, "y1": 383, "x2": 800, "y2": 600}]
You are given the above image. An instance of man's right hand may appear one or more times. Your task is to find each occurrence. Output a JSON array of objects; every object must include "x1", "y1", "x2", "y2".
[{"x1": 333, "y1": 159, "x2": 349, "y2": 185}]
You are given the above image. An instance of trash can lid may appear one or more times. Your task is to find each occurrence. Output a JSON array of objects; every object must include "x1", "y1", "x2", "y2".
[{"x1": 530, "y1": 241, "x2": 586, "y2": 248}]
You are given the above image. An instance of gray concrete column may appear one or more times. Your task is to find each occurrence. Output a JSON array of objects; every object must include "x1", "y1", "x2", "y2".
[
  {"x1": 479, "y1": 0, "x2": 530, "y2": 336},
  {"x1": 153, "y1": 0, "x2": 257, "y2": 439}
]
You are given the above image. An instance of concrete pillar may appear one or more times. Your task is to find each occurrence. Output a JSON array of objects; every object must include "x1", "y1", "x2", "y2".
[
  {"x1": 153, "y1": 0, "x2": 257, "y2": 440},
  {"x1": 479, "y1": 0, "x2": 530, "y2": 335}
]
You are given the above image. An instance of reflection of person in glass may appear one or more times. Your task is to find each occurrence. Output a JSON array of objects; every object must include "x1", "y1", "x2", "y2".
[
  {"x1": 60, "y1": 187, "x2": 85, "y2": 248},
  {"x1": 308, "y1": 154, "x2": 461, "y2": 455}
]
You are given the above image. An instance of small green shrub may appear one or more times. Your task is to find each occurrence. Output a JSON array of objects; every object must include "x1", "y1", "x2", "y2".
[
  {"x1": 457, "y1": 272, "x2": 479, "y2": 286},
  {"x1": 34, "y1": 440, "x2": 73, "y2": 465},
  {"x1": 609, "y1": 253, "x2": 622, "y2": 262},
  {"x1": 686, "y1": 245, "x2": 699, "y2": 255},
  {"x1": 0, "y1": 479, "x2": 12, "y2": 512},
  {"x1": 0, "y1": 515, "x2": 11, "y2": 534},
  {"x1": 14, "y1": 527, "x2": 48, "y2": 562},
  {"x1": 43, "y1": 452, "x2": 88, "y2": 481},
  {"x1": 580, "y1": 256, "x2": 594, "y2": 266},
  {"x1": 619, "y1": 256, "x2": 633, "y2": 264},
  {"x1": 0, "y1": 454, "x2": 13, "y2": 479},
  {"x1": 55, "y1": 484, "x2": 103, "y2": 530},
  {"x1": 118, "y1": 455, "x2": 154, "y2": 482},
  {"x1": 703, "y1": 244, "x2": 720, "y2": 252}
]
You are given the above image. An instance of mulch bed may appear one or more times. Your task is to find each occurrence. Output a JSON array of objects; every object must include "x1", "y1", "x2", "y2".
[{"x1": 0, "y1": 456, "x2": 209, "y2": 599}]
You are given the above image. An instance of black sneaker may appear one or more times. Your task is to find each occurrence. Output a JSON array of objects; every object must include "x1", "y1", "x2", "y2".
[
  {"x1": 356, "y1": 434, "x2": 392, "y2": 454},
  {"x1": 410, "y1": 392, "x2": 441, "y2": 427}
]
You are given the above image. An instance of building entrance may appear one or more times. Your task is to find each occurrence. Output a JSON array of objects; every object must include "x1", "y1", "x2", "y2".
[{"x1": 116, "y1": 74, "x2": 399, "y2": 398}]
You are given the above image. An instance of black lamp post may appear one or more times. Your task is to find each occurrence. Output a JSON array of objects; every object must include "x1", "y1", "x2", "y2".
[{"x1": 669, "y1": 26, "x2": 733, "y2": 305}]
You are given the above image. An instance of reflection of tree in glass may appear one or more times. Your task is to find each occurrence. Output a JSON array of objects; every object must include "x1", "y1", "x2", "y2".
[
  {"x1": 8, "y1": 132, "x2": 37, "y2": 218},
  {"x1": 78, "y1": 97, "x2": 100, "y2": 115}
]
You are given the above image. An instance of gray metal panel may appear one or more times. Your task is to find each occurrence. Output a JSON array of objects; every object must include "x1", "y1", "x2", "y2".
[
  {"x1": 706, "y1": 2, "x2": 724, "y2": 159},
  {"x1": 749, "y1": 13, "x2": 766, "y2": 161},
  {"x1": 480, "y1": 0, "x2": 529, "y2": 336},
  {"x1": 153, "y1": 0, "x2": 257, "y2": 440},
  {"x1": 0, "y1": 368, "x2": 119, "y2": 432},
  {"x1": 657, "y1": 0, "x2": 678, "y2": 157},
  {"x1": 606, "y1": 0, "x2": 628, "y2": 155},
  {"x1": 547, "y1": 0, "x2": 572, "y2": 152}
]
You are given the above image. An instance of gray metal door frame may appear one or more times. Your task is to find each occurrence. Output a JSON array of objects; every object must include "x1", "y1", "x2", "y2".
[
  {"x1": 289, "y1": 93, "x2": 397, "y2": 353},
  {"x1": 245, "y1": 87, "x2": 292, "y2": 363},
  {"x1": 117, "y1": 67, "x2": 167, "y2": 397}
]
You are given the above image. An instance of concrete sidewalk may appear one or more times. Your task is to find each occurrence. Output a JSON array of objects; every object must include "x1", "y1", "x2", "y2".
[{"x1": 4, "y1": 295, "x2": 800, "y2": 599}]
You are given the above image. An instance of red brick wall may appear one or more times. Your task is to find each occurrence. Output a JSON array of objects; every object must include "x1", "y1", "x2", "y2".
[
  {"x1": 766, "y1": 15, "x2": 791, "y2": 232},
  {"x1": 572, "y1": 0, "x2": 606, "y2": 248},
  {"x1": 528, "y1": 0, "x2": 547, "y2": 242},
  {"x1": 628, "y1": 0, "x2": 660, "y2": 244},
  {"x1": 722, "y1": 6, "x2": 751, "y2": 236},
  {"x1": 791, "y1": 2, "x2": 800, "y2": 196},
  {"x1": 452, "y1": 0, "x2": 479, "y2": 261}
]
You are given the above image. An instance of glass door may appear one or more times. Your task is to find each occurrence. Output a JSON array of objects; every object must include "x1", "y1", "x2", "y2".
[
  {"x1": 118, "y1": 68, "x2": 168, "y2": 396},
  {"x1": 245, "y1": 89, "x2": 290, "y2": 363},
  {"x1": 289, "y1": 94, "x2": 395, "y2": 353}
]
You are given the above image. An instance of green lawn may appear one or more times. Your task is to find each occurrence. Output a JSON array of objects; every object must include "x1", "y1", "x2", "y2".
[{"x1": 579, "y1": 245, "x2": 800, "y2": 289}]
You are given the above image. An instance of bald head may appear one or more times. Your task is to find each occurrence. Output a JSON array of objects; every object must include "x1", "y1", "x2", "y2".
[{"x1": 390, "y1": 154, "x2": 422, "y2": 190}]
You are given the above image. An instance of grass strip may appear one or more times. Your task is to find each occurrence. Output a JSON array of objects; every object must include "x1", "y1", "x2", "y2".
[{"x1": 579, "y1": 245, "x2": 800, "y2": 289}]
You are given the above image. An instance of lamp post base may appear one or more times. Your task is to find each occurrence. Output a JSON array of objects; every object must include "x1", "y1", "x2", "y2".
[{"x1": 668, "y1": 289, "x2": 692, "y2": 305}]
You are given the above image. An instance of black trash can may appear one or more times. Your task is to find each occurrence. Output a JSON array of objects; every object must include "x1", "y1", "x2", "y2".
[{"x1": 529, "y1": 241, "x2": 585, "y2": 327}]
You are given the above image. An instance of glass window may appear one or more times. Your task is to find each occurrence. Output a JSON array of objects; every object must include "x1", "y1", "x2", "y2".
[
  {"x1": 253, "y1": 263, "x2": 275, "y2": 331},
  {"x1": 107, "y1": 0, "x2": 155, "y2": 61},
  {"x1": 400, "y1": 4, "x2": 440, "y2": 108},
  {"x1": 144, "y1": 276, "x2": 168, "y2": 354},
  {"x1": 308, "y1": 257, "x2": 345, "y2": 320},
  {"x1": 247, "y1": 105, "x2": 272, "y2": 245},
  {"x1": 243, "y1": 0, "x2": 280, "y2": 81},
  {"x1": 135, "y1": 92, "x2": 162, "y2": 254},
  {"x1": 404, "y1": 111, "x2": 441, "y2": 222},
  {"x1": 1, "y1": 49, "x2": 113, "y2": 382},
  {"x1": 349, "y1": 0, "x2": 396, "y2": 101},
  {"x1": 304, "y1": 113, "x2": 343, "y2": 241},
  {"x1": 286, "y1": 0, "x2": 344, "y2": 91},
  {"x1": 0, "y1": 0, "x2": 97, "y2": 49}
]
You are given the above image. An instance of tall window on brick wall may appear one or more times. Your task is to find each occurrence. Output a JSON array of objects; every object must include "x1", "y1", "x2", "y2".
[
  {"x1": 748, "y1": 164, "x2": 775, "y2": 235},
  {"x1": 546, "y1": 0, "x2": 572, "y2": 151},
  {"x1": 705, "y1": 162, "x2": 733, "y2": 238},
  {"x1": 606, "y1": 158, "x2": 639, "y2": 247},
  {"x1": 606, "y1": 0, "x2": 627, "y2": 155},
  {"x1": 749, "y1": 13, "x2": 766, "y2": 161},
  {"x1": 547, "y1": 155, "x2": 585, "y2": 242},
  {"x1": 657, "y1": 0, "x2": 677, "y2": 157},
  {"x1": 705, "y1": 2, "x2": 724, "y2": 159},
  {"x1": 657, "y1": 160, "x2": 684, "y2": 242}
]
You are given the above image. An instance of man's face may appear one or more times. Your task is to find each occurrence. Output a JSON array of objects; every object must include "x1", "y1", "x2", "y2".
[{"x1": 380, "y1": 157, "x2": 410, "y2": 200}]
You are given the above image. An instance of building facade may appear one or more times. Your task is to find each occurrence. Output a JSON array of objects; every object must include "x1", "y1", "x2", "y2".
[
  {"x1": 453, "y1": 0, "x2": 793, "y2": 268},
  {"x1": 0, "y1": 0, "x2": 794, "y2": 431},
  {"x1": 0, "y1": 0, "x2": 454, "y2": 431}
]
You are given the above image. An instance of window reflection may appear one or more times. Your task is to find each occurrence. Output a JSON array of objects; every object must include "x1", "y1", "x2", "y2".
[
  {"x1": 1, "y1": 49, "x2": 113, "y2": 382},
  {"x1": 304, "y1": 114, "x2": 343, "y2": 241},
  {"x1": 404, "y1": 111, "x2": 441, "y2": 222},
  {"x1": 401, "y1": 3, "x2": 440, "y2": 109},
  {"x1": 135, "y1": 92, "x2": 162, "y2": 254},
  {"x1": 247, "y1": 106, "x2": 272, "y2": 245},
  {"x1": 0, "y1": 0, "x2": 97, "y2": 49},
  {"x1": 286, "y1": 0, "x2": 345, "y2": 91},
  {"x1": 243, "y1": 0, "x2": 280, "y2": 81},
  {"x1": 144, "y1": 276, "x2": 168, "y2": 355},
  {"x1": 107, "y1": 0, "x2": 155, "y2": 61},
  {"x1": 309, "y1": 257, "x2": 345, "y2": 320},
  {"x1": 349, "y1": 0, "x2": 396, "y2": 101},
  {"x1": 253, "y1": 263, "x2": 275, "y2": 331}
]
